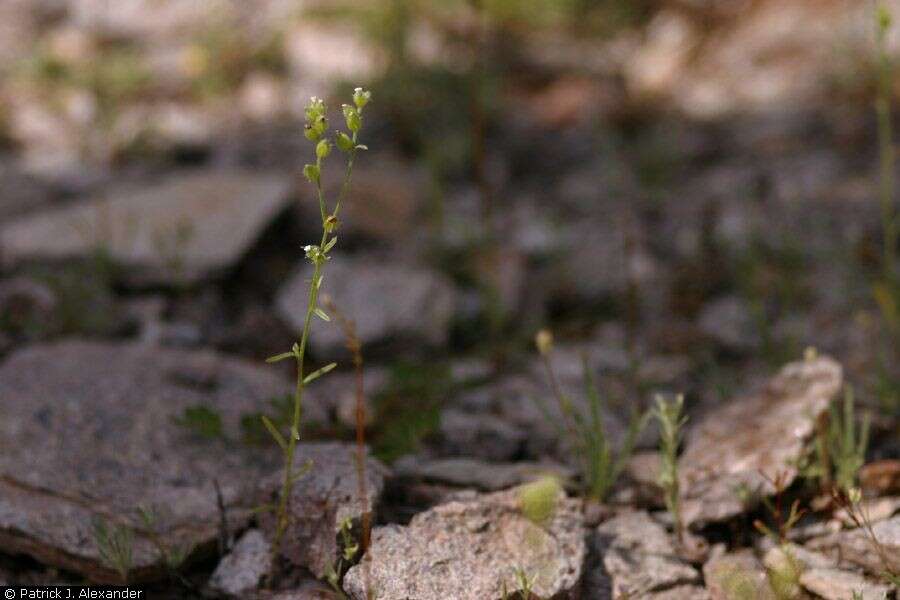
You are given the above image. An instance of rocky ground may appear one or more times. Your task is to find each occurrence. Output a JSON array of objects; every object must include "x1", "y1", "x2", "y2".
[{"x1": 1, "y1": 0, "x2": 900, "y2": 599}]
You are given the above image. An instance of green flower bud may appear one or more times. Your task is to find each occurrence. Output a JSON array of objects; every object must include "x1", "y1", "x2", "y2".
[
  {"x1": 335, "y1": 131, "x2": 354, "y2": 153},
  {"x1": 353, "y1": 87, "x2": 371, "y2": 110},
  {"x1": 313, "y1": 115, "x2": 328, "y2": 138},
  {"x1": 303, "y1": 163, "x2": 320, "y2": 183},
  {"x1": 343, "y1": 104, "x2": 361, "y2": 133},
  {"x1": 316, "y1": 139, "x2": 332, "y2": 159},
  {"x1": 879, "y1": 5, "x2": 893, "y2": 34},
  {"x1": 305, "y1": 96, "x2": 326, "y2": 124},
  {"x1": 535, "y1": 329, "x2": 553, "y2": 356},
  {"x1": 304, "y1": 124, "x2": 320, "y2": 142}
]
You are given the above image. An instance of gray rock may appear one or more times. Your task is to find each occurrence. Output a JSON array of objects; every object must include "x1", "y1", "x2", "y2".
[
  {"x1": 209, "y1": 529, "x2": 271, "y2": 598},
  {"x1": 596, "y1": 511, "x2": 700, "y2": 598},
  {"x1": 276, "y1": 256, "x2": 456, "y2": 356},
  {"x1": 806, "y1": 515, "x2": 900, "y2": 576},
  {"x1": 0, "y1": 277, "x2": 59, "y2": 338},
  {"x1": 834, "y1": 496, "x2": 900, "y2": 527},
  {"x1": 647, "y1": 585, "x2": 711, "y2": 600},
  {"x1": 0, "y1": 340, "x2": 289, "y2": 582},
  {"x1": 343, "y1": 486, "x2": 586, "y2": 600},
  {"x1": 697, "y1": 295, "x2": 761, "y2": 353},
  {"x1": 436, "y1": 409, "x2": 526, "y2": 461},
  {"x1": 257, "y1": 442, "x2": 388, "y2": 580},
  {"x1": 703, "y1": 550, "x2": 775, "y2": 600},
  {"x1": 679, "y1": 355, "x2": 842, "y2": 527},
  {"x1": 762, "y1": 543, "x2": 837, "y2": 573},
  {"x1": 799, "y1": 568, "x2": 893, "y2": 600},
  {"x1": 392, "y1": 456, "x2": 573, "y2": 492},
  {"x1": 0, "y1": 170, "x2": 291, "y2": 286}
]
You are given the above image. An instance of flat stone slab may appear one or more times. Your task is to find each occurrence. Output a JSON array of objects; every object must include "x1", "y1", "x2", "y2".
[
  {"x1": 0, "y1": 170, "x2": 290, "y2": 286},
  {"x1": 704, "y1": 550, "x2": 776, "y2": 600},
  {"x1": 799, "y1": 567, "x2": 893, "y2": 600},
  {"x1": 257, "y1": 442, "x2": 388, "y2": 580},
  {"x1": 342, "y1": 486, "x2": 585, "y2": 600},
  {"x1": 0, "y1": 340, "x2": 290, "y2": 582},
  {"x1": 276, "y1": 256, "x2": 456, "y2": 356},
  {"x1": 392, "y1": 456, "x2": 574, "y2": 492},
  {"x1": 806, "y1": 515, "x2": 900, "y2": 576},
  {"x1": 679, "y1": 355, "x2": 842, "y2": 526},
  {"x1": 596, "y1": 511, "x2": 700, "y2": 598}
]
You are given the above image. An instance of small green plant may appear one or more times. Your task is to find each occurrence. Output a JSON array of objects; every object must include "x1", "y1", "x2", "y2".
[
  {"x1": 326, "y1": 296, "x2": 374, "y2": 600},
  {"x1": 534, "y1": 329, "x2": 648, "y2": 501},
  {"x1": 518, "y1": 476, "x2": 561, "y2": 525},
  {"x1": 821, "y1": 387, "x2": 871, "y2": 494},
  {"x1": 92, "y1": 518, "x2": 133, "y2": 583},
  {"x1": 872, "y1": 3, "x2": 900, "y2": 417},
  {"x1": 264, "y1": 88, "x2": 371, "y2": 558},
  {"x1": 653, "y1": 393, "x2": 686, "y2": 543},
  {"x1": 877, "y1": 3, "x2": 897, "y2": 284},
  {"x1": 501, "y1": 566, "x2": 537, "y2": 600},
  {"x1": 753, "y1": 471, "x2": 807, "y2": 545},
  {"x1": 324, "y1": 517, "x2": 359, "y2": 599}
]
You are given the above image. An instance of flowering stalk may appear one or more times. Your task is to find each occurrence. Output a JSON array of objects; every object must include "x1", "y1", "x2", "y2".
[{"x1": 266, "y1": 88, "x2": 371, "y2": 557}]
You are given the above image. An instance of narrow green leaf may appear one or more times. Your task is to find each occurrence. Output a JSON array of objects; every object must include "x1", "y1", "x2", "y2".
[
  {"x1": 314, "y1": 307, "x2": 331, "y2": 321},
  {"x1": 261, "y1": 415, "x2": 287, "y2": 451},
  {"x1": 303, "y1": 362, "x2": 337, "y2": 385},
  {"x1": 266, "y1": 351, "x2": 295, "y2": 364}
]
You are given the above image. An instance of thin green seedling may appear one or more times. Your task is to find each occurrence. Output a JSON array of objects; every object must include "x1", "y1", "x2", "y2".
[
  {"x1": 533, "y1": 329, "x2": 648, "y2": 501},
  {"x1": 92, "y1": 517, "x2": 133, "y2": 583},
  {"x1": 265, "y1": 88, "x2": 371, "y2": 558},
  {"x1": 325, "y1": 296, "x2": 374, "y2": 600},
  {"x1": 136, "y1": 505, "x2": 195, "y2": 591},
  {"x1": 877, "y1": 3, "x2": 897, "y2": 285},
  {"x1": 324, "y1": 517, "x2": 365, "y2": 600},
  {"x1": 653, "y1": 393, "x2": 687, "y2": 544},
  {"x1": 753, "y1": 470, "x2": 806, "y2": 545},
  {"x1": 805, "y1": 386, "x2": 870, "y2": 494}
]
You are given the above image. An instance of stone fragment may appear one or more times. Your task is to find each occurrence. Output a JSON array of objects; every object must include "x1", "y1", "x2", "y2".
[
  {"x1": 697, "y1": 295, "x2": 760, "y2": 352},
  {"x1": 806, "y1": 516, "x2": 900, "y2": 576},
  {"x1": 596, "y1": 511, "x2": 700, "y2": 598},
  {"x1": 436, "y1": 409, "x2": 527, "y2": 462},
  {"x1": 0, "y1": 170, "x2": 291, "y2": 286},
  {"x1": 799, "y1": 568, "x2": 892, "y2": 600},
  {"x1": 679, "y1": 356, "x2": 842, "y2": 526},
  {"x1": 276, "y1": 256, "x2": 456, "y2": 356},
  {"x1": 257, "y1": 443, "x2": 388, "y2": 580},
  {"x1": 0, "y1": 340, "x2": 289, "y2": 582},
  {"x1": 860, "y1": 459, "x2": 900, "y2": 495},
  {"x1": 703, "y1": 550, "x2": 775, "y2": 600},
  {"x1": 208, "y1": 529, "x2": 271, "y2": 598},
  {"x1": 342, "y1": 486, "x2": 585, "y2": 600},
  {"x1": 392, "y1": 456, "x2": 573, "y2": 492}
]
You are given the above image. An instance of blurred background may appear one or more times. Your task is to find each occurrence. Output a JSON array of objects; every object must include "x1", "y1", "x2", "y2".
[{"x1": 1, "y1": 0, "x2": 899, "y2": 466}]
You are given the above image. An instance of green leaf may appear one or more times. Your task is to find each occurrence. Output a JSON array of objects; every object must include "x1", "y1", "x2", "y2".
[
  {"x1": 261, "y1": 415, "x2": 287, "y2": 451},
  {"x1": 303, "y1": 362, "x2": 337, "y2": 385},
  {"x1": 266, "y1": 351, "x2": 295, "y2": 363},
  {"x1": 323, "y1": 236, "x2": 338, "y2": 253},
  {"x1": 314, "y1": 307, "x2": 331, "y2": 321}
]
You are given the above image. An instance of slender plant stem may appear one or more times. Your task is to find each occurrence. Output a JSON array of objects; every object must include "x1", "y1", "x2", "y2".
[{"x1": 878, "y1": 6, "x2": 897, "y2": 282}]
